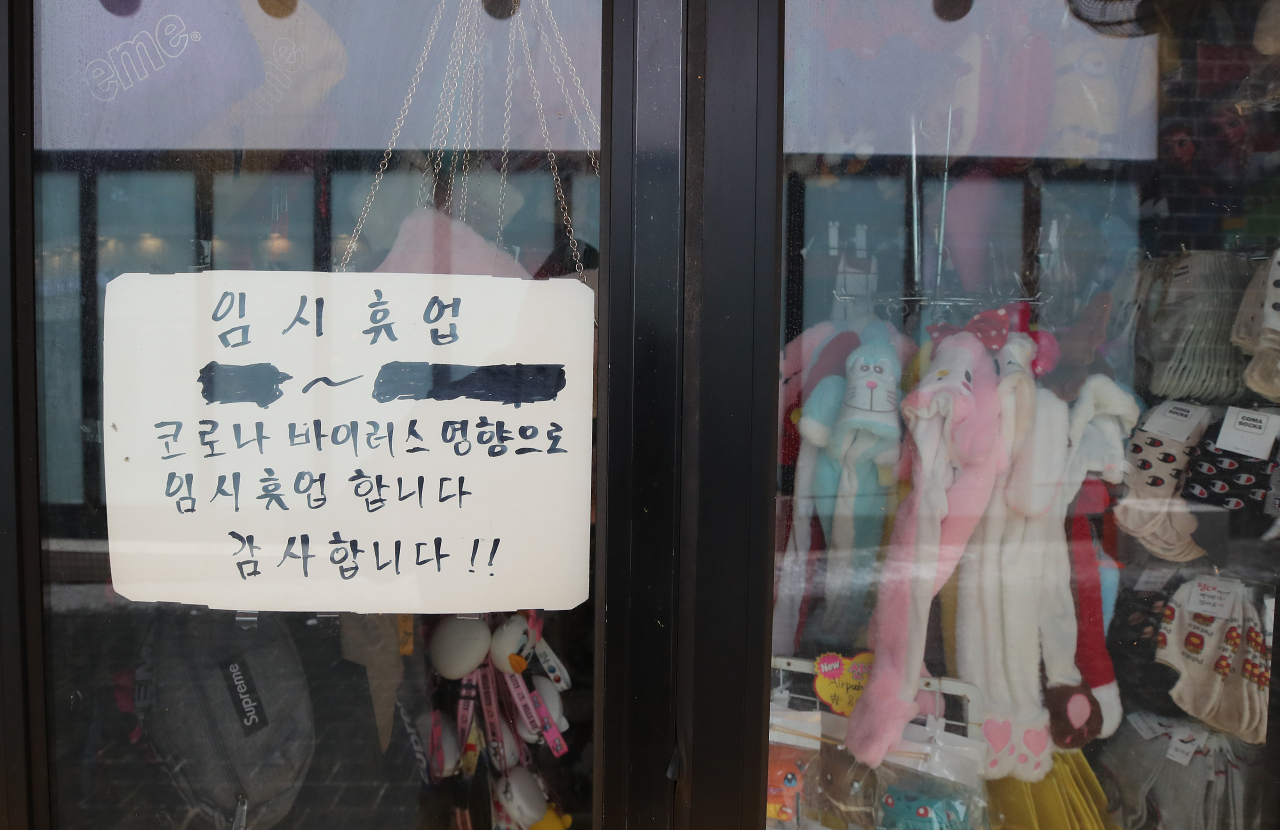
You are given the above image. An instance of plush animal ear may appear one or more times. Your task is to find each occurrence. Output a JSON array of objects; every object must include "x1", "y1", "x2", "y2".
[
  {"x1": 950, "y1": 381, "x2": 1001, "y2": 463},
  {"x1": 1042, "y1": 292, "x2": 1114, "y2": 400},
  {"x1": 1029, "y1": 330, "x2": 1061, "y2": 377},
  {"x1": 948, "y1": 396, "x2": 999, "y2": 463},
  {"x1": 1001, "y1": 300, "x2": 1033, "y2": 334}
]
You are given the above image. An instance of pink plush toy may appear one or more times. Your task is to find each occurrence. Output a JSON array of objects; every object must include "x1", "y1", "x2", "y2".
[{"x1": 845, "y1": 325, "x2": 1008, "y2": 767}]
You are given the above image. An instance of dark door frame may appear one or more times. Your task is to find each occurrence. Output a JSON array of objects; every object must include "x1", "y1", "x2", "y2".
[{"x1": 1, "y1": 0, "x2": 784, "y2": 825}]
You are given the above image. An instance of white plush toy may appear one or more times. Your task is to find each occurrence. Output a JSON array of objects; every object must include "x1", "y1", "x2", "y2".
[
  {"x1": 491, "y1": 615, "x2": 536, "y2": 674},
  {"x1": 496, "y1": 766, "x2": 550, "y2": 828},
  {"x1": 429, "y1": 616, "x2": 492, "y2": 680}
]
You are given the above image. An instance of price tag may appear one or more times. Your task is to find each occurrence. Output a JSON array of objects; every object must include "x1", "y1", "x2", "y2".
[
  {"x1": 1134, "y1": 563, "x2": 1180, "y2": 593},
  {"x1": 1126, "y1": 710, "x2": 1176, "y2": 740},
  {"x1": 1165, "y1": 723, "x2": 1209, "y2": 765},
  {"x1": 1186, "y1": 576, "x2": 1241, "y2": 617},
  {"x1": 1213, "y1": 408, "x2": 1280, "y2": 460},
  {"x1": 1143, "y1": 400, "x2": 1210, "y2": 443}
]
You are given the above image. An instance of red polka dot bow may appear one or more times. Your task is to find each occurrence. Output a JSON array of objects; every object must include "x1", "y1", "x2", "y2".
[{"x1": 926, "y1": 305, "x2": 1015, "y2": 351}]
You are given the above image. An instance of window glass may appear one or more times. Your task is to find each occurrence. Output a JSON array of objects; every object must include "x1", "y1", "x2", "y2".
[
  {"x1": 34, "y1": 1, "x2": 601, "y2": 828},
  {"x1": 771, "y1": 2, "x2": 1279, "y2": 828}
]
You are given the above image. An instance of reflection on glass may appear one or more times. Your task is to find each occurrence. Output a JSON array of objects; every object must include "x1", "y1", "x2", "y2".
[
  {"x1": 98, "y1": 172, "x2": 196, "y2": 279},
  {"x1": 37, "y1": 172, "x2": 83, "y2": 505},
  {"x1": 214, "y1": 173, "x2": 314, "y2": 271},
  {"x1": 771, "y1": 2, "x2": 1278, "y2": 828},
  {"x1": 37, "y1": 0, "x2": 601, "y2": 824}
]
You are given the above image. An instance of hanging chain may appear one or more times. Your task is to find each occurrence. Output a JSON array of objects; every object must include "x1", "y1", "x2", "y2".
[
  {"x1": 449, "y1": 1, "x2": 485, "y2": 220},
  {"x1": 517, "y1": 12, "x2": 585, "y2": 281},
  {"x1": 343, "y1": 0, "x2": 593, "y2": 282},
  {"x1": 440, "y1": 0, "x2": 478, "y2": 213},
  {"x1": 495, "y1": 2, "x2": 519, "y2": 253},
  {"x1": 539, "y1": 0, "x2": 600, "y2": 149},
  {"x1": 419, "y1": 0, "x2": 476, "y2": 209},
  {"x1": 525, "y1": 0, "x2": 597, "y2": 178},
  {"x1": 339, "y1": 0, "x2": 448, "y2": 271}
]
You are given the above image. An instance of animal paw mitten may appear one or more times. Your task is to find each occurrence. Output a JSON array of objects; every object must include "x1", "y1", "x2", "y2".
[
  {"x1": 955, "y1": 331, "x2": 1047, "y2": 780},
  {"x1": 1068, "y1": 478, "x2": 1124, "y2": 738},
  {"x1": 773, "y1": 331, "x2": 862, "y2": 654},
  {"x1": 846, "y1": 316, "x2": 1008, "y2": 767}
]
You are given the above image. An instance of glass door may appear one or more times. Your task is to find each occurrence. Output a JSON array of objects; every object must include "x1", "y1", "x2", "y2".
[
  {"x1": 768, "y1": 1, "x2": 1280, "y2": 828},
  {"x1": 27, "y1": 1, "x2": 606, "y2": 828}
]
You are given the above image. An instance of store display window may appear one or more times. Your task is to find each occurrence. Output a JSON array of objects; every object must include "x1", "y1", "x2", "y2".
[
  {"x1": 769, "y1": 1, "x2": 1280, "y2": 828},
  {"x1": 27, "y1": 0, "x2": 602, "y2": 828}
]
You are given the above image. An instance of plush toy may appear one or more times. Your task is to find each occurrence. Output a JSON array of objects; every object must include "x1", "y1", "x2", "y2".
[
  {"x1": 491, "y1": 615, "x2": 536, "y2": 674},
  {"x1": 878, "y1": 785, "x2": 968, "y2": 830},
  {"x1": 773, "y1": 331, "x2": 863, "y2": 655},
  {"x1": 846, "y1": 318, "x2": 1008, "y2": 767},
  {"x1": 1041, "y1": 292, "x2": 1113, "y2": 402},
  {"x1": 765, "y1": 744, "x2": 812, "y2": 822},
  {"x1": 1068, "y1": 479, "x2": 1124, "y2": 740},
  {"x1": 490, "y1": 717, "x2": 522, "y2": 772},
  {"x1": 1003, "y1": 375, "x2": 1137, "y2": 777},
  {"x1": 955, "y1": 331, "x2": 1044, "y2": 780},
  {"x1": 814, "y1": 322, "x2": 904, "y2": 645},
  {"x1": 429, "y1": 616, "x2": 493, "y2": 680},
  {"x1": 496, "y1": 766, "x2": 550, "y2": 829},
  {"x1": 530, "y1": 806, "x2": 573, "y2": 830}
]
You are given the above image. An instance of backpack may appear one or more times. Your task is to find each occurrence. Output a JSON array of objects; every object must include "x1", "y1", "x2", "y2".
[{"x1": 140, "y1": 610, "x2": 314, "y2": 830}]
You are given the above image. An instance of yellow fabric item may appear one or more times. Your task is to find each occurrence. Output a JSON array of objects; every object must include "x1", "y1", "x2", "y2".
[{"x1": 989, "y1": 753, "x2": 1117, "y2": 830}]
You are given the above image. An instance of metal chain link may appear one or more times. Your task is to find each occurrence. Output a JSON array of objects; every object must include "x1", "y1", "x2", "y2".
[
  {"x1": 418, "y1": 0, "x2": 475, "y2": 209},
  {"x1": 495, "y1": 1, "x2": 519, "y2": 253},
  {"x1": 441, "y1": 0, "x2": 479, "y2": 213},
  {"x1": 450, "y1": 1, "x2": 485, "y2": 220},
  {"x1": 344, "y1": 0, "x2": 591, "y2": 283},
  {"x1": 339, "y1": 0, "x2": 448, "y2": 271},
  {"x1": 517, "y1": 13, "x2": 585, "y2": 282},
  {"x1": 539, "y1": 0, "x2": 600, "y2": 148},
  {"x1": 526, "y1": 0, "x2": 597, "y2": 178}
]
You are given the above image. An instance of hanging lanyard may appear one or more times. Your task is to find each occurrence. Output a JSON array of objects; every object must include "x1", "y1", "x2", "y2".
[
  {"x1": 477, "y1": 662, "x2": 512, "y2": 772},
  {"x1": 457, "y1": 669, "x2": 479, "y2": 751}
]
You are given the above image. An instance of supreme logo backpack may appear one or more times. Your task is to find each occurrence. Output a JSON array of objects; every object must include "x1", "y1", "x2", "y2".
[{"x1": 140, "y1": 610, "x2": 315, "y2": 830}]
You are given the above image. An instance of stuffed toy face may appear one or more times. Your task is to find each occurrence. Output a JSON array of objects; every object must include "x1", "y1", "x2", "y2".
[
  {"x1": 844, "y1": 345, "x2": 901, "y2": 415},
  {"x1": 879, "y1": 786, "x2": 967, "y2": 830},
  {"x1": 765, "y1": 746, "x2": 810, "y2": 821},
  {"x1": 906, "y1": 332, "x2": 1000, "y2": 466},
  {"x1": 490, "y1": 615, "x2": 535, "y2": 674}
]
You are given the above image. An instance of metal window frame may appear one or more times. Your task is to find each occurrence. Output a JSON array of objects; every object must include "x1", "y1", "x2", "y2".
[{"x1": 0, "y1": 0, "x2": 787, "y2": 826}]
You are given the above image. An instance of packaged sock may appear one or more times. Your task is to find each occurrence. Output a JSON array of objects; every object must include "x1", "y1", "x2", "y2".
[
  {"x1": 1156, "y1": 580, "x2": 1238, "y2": 724},
  {"x1": 1115, "y1": 417, "x2": 1208, "y2": 562},
  {"x1": 1096, "y1": 718, "x2": 1172, "y2": 830},
  {"x1": 1181, "y1": 420, "x2": 1278, "y2": 540}
]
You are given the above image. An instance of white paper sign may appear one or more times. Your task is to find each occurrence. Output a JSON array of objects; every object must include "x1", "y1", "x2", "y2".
[
  {"x1": 1143, "y1": 400, "x2": 1210, "y2": 443},
  {"x1": 1186, "y1": 576, "x2": 1241, "y2": 617},
  {"x1": 1213, "y1": 407, "x2": 1280, "y2": 460},
  {"x1": 1134, "y1": 562, "x2": 1181, "y2": 593},
  {"x1": 103, "y1": 272, "x2": 595, "y2": 614}
]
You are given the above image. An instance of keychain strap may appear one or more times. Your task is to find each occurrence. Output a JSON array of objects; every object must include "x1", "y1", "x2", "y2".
[
  {"x1": 477, "y1": 662, "x2": 512, "y2": 772},
  {"x1": 527, "y1": 683, "x2": 568, "y2": 757},
  {"x1": 457, "y1": 669, "x2": 479, "y2": 750}
]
